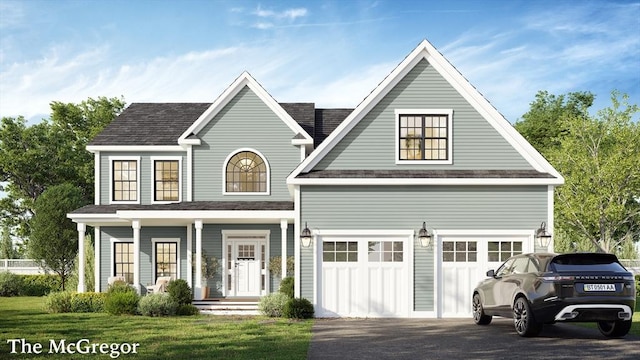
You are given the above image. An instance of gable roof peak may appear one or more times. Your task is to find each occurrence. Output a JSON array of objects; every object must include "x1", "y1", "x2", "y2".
[{"x1": 178, "y1": 71, "x2": 313, "y2": 145}]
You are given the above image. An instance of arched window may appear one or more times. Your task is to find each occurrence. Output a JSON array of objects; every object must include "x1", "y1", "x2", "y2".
[{"x1": 225, "y1": 150, "x2": 269, "y2": 194}]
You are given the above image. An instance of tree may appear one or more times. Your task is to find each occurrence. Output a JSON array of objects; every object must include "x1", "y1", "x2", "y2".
[
  {"x1": 515, "y1": 90, "x2": 594, "y2": 156},
  {"x1": 1, "y1": 224, "x2": 15, "y2": 259},
  {"x1": 0, "y1": 97, "x2": 125, "y2": 238},
  {"x1": 549, "y1": 91, "x2": 639, "y2": 256},
  {"x1": 29, "y1": 183, "x2": 87, "y2": 290}
]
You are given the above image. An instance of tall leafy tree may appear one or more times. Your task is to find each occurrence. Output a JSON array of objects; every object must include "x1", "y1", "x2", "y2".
[
  {"x1": 1, "y1": 224, "x2": 15, "y2": 259},
  {"x1": 0, "y1": 96, "x2": 125, "y2": 238},
  {"x1": 549, "y1": 91, "x2": 639, "y2": 256},
  {"x1": 29, "y1": 183, "x2": 86, "y2": 290},
  {"x1": 515, "y1": 90, "x2": 594, "y2": 156}
]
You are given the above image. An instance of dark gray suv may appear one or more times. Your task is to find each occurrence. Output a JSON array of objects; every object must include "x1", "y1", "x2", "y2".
[{"x1": 472, "y1": 252, "x2": 636, "y2": 337}]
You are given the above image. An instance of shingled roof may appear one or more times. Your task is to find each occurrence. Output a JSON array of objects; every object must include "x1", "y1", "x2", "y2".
[
  {"x1": 90, "y1": 103, "x2": 211, "y2": 146},
  {"x1": 90, "y1": 102, "x2": 351, "y2": 147}
]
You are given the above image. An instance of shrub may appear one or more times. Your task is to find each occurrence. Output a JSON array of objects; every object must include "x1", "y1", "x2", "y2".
[
  {"x1": 177, "y1": 304, "x2": 200, "y2": 316},
  {"x1": 283, "y1": 298, "x2": 314, "y2": 319},
  {"x1": 259, "y1": 292, "x2": 290, "y2": 317},
  {"x1": 279, "y1": 277, "x2": 294, "y2": 298},
  {"x1": 44, "y1": 291, "x2": 73, "y2": 313},
  {"x1": 166, "y1": 279, "x2": 192, "y2": 306},
  {"x1": 104, "y1": 285, "x2": 139, "y2": 315},
  {"x1": 0, "y1": 271, "x2": 23, "y2": 297},
  {"x1": 107, "y1": 280, "x2": 136, "y2": 294},
  {"x1": 70, "y1": 292, "x2": 106, "y2": 313},
  {"x1": 138, "y1": 293, "x2": 178, "y2": 317},
  {"x1": 20, "y1": 274, "x2": 62, "y2": 296}
]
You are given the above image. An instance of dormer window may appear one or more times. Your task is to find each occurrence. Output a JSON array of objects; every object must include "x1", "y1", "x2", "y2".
[
  {"x1": 395, "y1": 109, "x2": 453, "y2": 164},
  {"x1": 224, "y1": 149, "x2": 270, "y2": 195}
]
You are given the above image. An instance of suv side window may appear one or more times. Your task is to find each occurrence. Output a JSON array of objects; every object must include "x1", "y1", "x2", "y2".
[
  {"x1": 511, "y1": 257, "x2": 530, "y2": 274},
  {"x1": 496, "y1": 258, "x2": 516, "y2": 277}
]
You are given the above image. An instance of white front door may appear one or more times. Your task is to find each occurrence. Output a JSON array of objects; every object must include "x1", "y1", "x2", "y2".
[{"x1": 224, "y1": 238, "x2": 266, "y2": 297}]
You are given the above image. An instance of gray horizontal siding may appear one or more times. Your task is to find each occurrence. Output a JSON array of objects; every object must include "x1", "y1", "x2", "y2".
[
  {"x1": 299, "y1": 185, "x2": 548, "y2": 310},
  {"x1": 99, "y1": 151, "x2": 187, "y2": 205},
  {"x1": 315, "y1": 59, "x2": 533, "y2": 171},
  {"x1": 193, "y1": 86, "x2": 300, "y2": 202}
]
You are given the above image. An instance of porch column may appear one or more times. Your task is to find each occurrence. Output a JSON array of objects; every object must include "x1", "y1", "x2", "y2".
[
  {"x1": 194, "y1": 219, "x2": 203, "y2": 300},
  {"x1": 186, "y1": 223, "x2": 193, "y2": 288},
  {"x1": 94, "y1": 226, "x2": 101, "y2": 292},
  {"x1": 77, "y1": 223, "x2": 86, "y2": 293},
  {"x1": 132, "y1": 220, "x2": 141, "y2": 293},
  {"x1": 280, "y1": 219, "x2": 288, "y2": 280}
]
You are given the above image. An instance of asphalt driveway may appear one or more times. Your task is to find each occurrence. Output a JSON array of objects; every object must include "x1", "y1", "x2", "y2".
[{"x1": 308, "y1": 318, "x2": 640, "y2": 360}]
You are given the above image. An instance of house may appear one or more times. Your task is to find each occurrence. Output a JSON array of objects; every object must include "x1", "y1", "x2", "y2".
[{"x1": 68, "y1": 39, "x2": 563, "y2": 318}]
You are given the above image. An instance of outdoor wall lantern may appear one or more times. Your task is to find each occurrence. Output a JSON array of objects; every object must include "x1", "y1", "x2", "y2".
[
  {"x1": 300, "y1": 222, "x2": 313, "y2": 248},
  {"x1": 535, "y1": 221, "x2": 552, "y2": 248},
  {"x1": 418, "y1": 222, "x2": 433, "y2": 248}
]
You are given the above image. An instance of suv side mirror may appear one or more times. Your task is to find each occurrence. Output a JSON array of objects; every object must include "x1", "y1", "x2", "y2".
[{"x1": 486, "y1": 269, "x2": 495, "y2": 278}]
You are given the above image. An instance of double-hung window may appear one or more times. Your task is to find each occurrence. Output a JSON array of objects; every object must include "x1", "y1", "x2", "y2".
[
  {"x1": 396, "y1": 109, "x2": 453, "y2": 164},
  {"x1": 110, "y1": 157, "x2": 140, "y2": 203},
  {"x1": 152, "y1": 157, "x2": 181, "y2": 203},
  {"x1": 113, "y1": 242, "x2": 134, "y2": 284}
]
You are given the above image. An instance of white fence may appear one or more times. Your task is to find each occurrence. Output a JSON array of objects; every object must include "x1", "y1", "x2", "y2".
[
  {"x1": 620, "y1": 259, "x2": 640, "y2": 275},
  {"x1": 1, "y1": 259, "x2": 45, "y2": 275}
]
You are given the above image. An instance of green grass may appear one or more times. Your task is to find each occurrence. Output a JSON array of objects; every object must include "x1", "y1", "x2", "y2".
[{"x1": 0, "y1": 297, "x2": 312, "y2": 359}]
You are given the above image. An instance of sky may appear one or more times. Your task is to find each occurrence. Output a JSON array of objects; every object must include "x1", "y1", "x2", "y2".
[{"x1": 0, "y1": 0, "x2": 639, "y2": 124}]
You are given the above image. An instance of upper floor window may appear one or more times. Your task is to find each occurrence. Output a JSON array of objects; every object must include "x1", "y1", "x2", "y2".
[
  {"x1": 224, "y1": 150, "x2": 269, "y2": 195},
  {"x1": 395, "y1": 109, "x2": 453, "y2": 164},
  {"x1": 111, "y1": 158, "x2": 140, "y2": 203},
  {"x1": 153, "y1": 158, "x2": 181, "y2": 203}
]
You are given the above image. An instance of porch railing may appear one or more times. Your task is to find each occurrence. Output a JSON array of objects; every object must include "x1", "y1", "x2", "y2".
[{"x1": 0, "y1": 259, "x2": 45, "y2": 275}]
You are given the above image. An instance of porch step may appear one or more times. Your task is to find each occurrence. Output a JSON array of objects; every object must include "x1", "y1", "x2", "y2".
[{"x1": 193, "y1": 299, "x2": 260, "y2": 315}]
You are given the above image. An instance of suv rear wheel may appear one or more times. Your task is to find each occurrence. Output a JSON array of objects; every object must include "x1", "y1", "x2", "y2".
[
  {"x1": 513, "y1": 297, "x2": 542, "y2": 337},
  {"x1": 597, "y1": 320, "x2": 632, "y2": 338}
]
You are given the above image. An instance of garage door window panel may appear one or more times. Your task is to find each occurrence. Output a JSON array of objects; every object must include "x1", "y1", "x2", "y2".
[
  {"x1": 443, "y1": 241, "x2": 477, "y2": 262},
  {"x1": 368, "y1": 241, "x2": 403, "y2": 262},
  {"x1": 488, "y1": 241, "x2": 523, "y2": 262},
  {"x1": 323, "y1": 241, "x2": 357, "y2": 262}
]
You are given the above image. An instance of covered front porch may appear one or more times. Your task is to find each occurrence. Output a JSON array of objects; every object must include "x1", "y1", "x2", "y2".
[{"x1": 68, "y1": 202, "x2": 296, "y2": 301}]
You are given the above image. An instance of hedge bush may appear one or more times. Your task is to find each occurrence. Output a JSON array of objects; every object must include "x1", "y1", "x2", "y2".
[
  {"x1": 104, "y1": 281, "x2": 139, "y2": 315},
  {"x1": 44, "y1": 291, "x2": 73, "y2": 313},
  {"x1": 166, "y1": 279, "x2": 192, "y2": 306},
  {"x1": 259, "y1": 292, "x2": 290, "y2": 317},
  {"x1": 279, "y1": 276, "x2": 294, "y2": 298},
  {"x1": 70, "y1": 292, "x2": 106, "y2": 313},
  {"x1": 283, "y1": 297, "x2": 314, "y2": 319},
  {"x1": 177, "y1": 304, "x2": 200, "y2": 316},
  {"x1": 0, "y1": 271, "x2": 22, "y2": 297},
  {"x1": 138, "y1": 293, "x2": 178, "y2": 317},
  {"x1": 20, "y1": 274, "x2": 62, "y2": 296}
]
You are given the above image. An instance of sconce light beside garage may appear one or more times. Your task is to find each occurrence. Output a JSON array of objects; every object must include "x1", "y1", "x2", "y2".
[
  {"x1": 300, "y1": 222, "x2": 313, "y2": 248},
  {"x1": 418, "y1": 222, "x2": 433, "y2": 248},
  {"x1": 535, "y1": 222, "x2": 552, "y2": 248}
]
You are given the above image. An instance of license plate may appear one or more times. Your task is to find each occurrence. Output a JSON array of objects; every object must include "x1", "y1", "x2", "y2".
[{"x1": 584, "y1": 283, "x2": 616, "y2": 292}]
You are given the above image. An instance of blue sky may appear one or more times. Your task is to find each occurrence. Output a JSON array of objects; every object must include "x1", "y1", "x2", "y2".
[{"x1": 0, "y1": 0, "x2": 639, "y2": 124}]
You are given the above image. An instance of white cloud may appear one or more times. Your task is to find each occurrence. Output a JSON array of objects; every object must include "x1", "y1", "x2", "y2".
[{"x1": 254, "y1": 6, "x2": 308, "y2": 20}]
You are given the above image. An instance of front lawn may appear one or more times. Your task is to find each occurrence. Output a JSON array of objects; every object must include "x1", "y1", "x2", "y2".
[{"x1": 0, "y1": 297, "x2": 312, "y2": 359}]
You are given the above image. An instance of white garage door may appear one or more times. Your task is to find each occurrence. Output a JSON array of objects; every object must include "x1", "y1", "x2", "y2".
[
  {"x1": 440, "y1": 235, "x2": 529, "y2": 317},
  {"x1": 318, "y1": 235, "x2": 410, "y2": 317}
]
